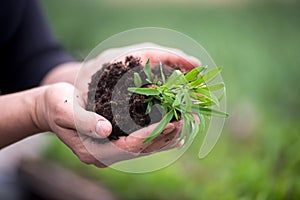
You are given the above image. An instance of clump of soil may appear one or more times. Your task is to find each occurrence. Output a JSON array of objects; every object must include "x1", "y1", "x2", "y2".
[{"x1": 86, "y1": 56, "x2": 178, "y2": 140}]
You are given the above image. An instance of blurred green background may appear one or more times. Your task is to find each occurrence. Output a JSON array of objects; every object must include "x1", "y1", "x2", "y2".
[{"x1": 41, "y1": 0, "x2": 300, "y2": 199}]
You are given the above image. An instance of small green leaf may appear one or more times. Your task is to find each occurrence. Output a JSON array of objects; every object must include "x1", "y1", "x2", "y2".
[
  {"x1": 128, "y1": 87, "x2": 160, "y2": 96},
  {"x1": 186, "y1": 120, "x2": 195, "y2": 144},
  {"x1": 189, "y1": 120, "x2": 199, "y2": 143},
  {"x1": 161, "y1": 93, "x2": 175, "y2": 105},
  {"x1": 172, "y1": 92, "x2": 184, "y2": 107},
  {"x1": 202, "y1": 67, "x2": 222, "y2": 83},
  {"x1": 190, "y1": 67, "x2": 222, "y2": 87},
  {"x1": 200, "y1": 107, "x2": 229, "y2": 118},
  {"x1": 189, "y1": 76, "x2": 205, "y2": 87},
  {"x1": 199, "y1": 113, "x2": 206, "y2": 132},
  {"x1": 145, "y1": 101, "x2": 153, "y2": 114},
  {"x1": 173, "y1": 109, "x2": 179, "y2": 120},
  {"x1": 143, "y1": 110, "x2": 174, "y2": 143},
  {"x1": 144, "y1": 59, "x2": 152, "y2": 82},
  {"x1": 159, "y1": 62, "x2": 166, "y2": 84},
  {"x1": 133, "y1": 72, "x2": 142, "y2": 87},
  {"x1": 183, "y1": 89, "x2": 192, "y2": 112},
  {"x1": 184, "y1": 66, "x2": 205, "y2": 81},
  {"x1": 194, "y1": 88, "x2": 220, "y2": 106},
  {"x1": 204, "y1": 83, "x2": 225, "y2": 91},
  {"x1": 175, "y1": 115, "x2": 189, "y2": 146},
  {"x1": 198, "y1": 101, "x2": 215, "y2": 107},
  {"x1": 164, "y1": 70, "x2": 184, "y2": 88}
]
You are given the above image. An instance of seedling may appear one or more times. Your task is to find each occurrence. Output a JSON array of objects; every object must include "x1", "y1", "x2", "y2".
[{"x1": 128, "y1": 59, "x2": 228, "y2": 144}]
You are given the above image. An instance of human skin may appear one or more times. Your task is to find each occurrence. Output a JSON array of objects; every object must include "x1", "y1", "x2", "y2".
[{"x1": 0, "y1": 43, "x2": 199, "y2": 167}]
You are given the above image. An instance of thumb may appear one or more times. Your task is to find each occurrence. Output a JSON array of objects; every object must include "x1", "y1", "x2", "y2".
[
  {"x1": 95, "y1": 115, "x2": 112, "y2": 137},
  {"x1": 74, "y1": 104, "x2": 112, "y2": 138}
]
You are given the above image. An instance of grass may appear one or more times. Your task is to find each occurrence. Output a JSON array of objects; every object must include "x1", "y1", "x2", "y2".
[{"x1": 41, "y1": 0, "x2": 300, "y2": 199}]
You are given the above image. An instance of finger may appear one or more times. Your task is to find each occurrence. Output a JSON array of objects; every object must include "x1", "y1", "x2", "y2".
[
  {"x1": 74, "y1": 104, "x2": 112, "y2": 138},
  {"x1": 82, "y1": 122, "x2": 181, "y2": 166},
  {"x1": 140, "y1": 131, "x2": 178, "y2": 154},
  {"x1": 84, "y1": 137, "x2": 137, "y2": 166},
  {"x1": 53, "y1": 127, "x2": 106, "y2": 167},
  {"x1": 142, "y1": 51, "x2": 200, "y2": 72},
  {"x1": 140, "y1": 120, "x2": 183, "y2": 154},
  {"x1": 83, "y1": 123, "x2": 175, "y2": 166},
  {"x1": 116, "y1": 46, "x2": 200, "y2": 72},
  {"x1": 113, "y1": 122, "x2": 175, "y2": 153}
]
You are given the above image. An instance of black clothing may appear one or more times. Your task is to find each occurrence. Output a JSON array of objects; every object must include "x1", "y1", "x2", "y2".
[{"x1": 0, "y1": 0, "x2": 74, "y2": 94}]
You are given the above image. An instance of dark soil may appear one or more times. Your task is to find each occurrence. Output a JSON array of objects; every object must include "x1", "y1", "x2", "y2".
[{"x1": 86, "y1": 56, "x2": 178, "y2": 140}]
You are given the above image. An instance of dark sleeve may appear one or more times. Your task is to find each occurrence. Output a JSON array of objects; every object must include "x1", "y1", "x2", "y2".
[{"x1": 0, "y1": 0, "x2": 75, "y2": 94}]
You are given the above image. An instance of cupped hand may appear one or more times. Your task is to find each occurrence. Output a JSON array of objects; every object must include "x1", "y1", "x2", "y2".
[
  {"x1": 76, "y1": 43, "x2": 200, "y2": 103},
  {"x1": 35, "y1": 82, "x2": 182, "y2": 168}
]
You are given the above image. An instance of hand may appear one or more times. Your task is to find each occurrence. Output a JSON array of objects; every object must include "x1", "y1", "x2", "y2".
[
  {"x1": 114, "y1": 42, "x2": 200, "y2": 72},
  {"x1": 37, "y1": 43, "x2": 199, "y2": 167},
  {"x1": 75, "y1": 42, "x2": 200, "y2": 102},
  {"x1": 34, "y1": 82, "x2": 183, "y2": 167}
]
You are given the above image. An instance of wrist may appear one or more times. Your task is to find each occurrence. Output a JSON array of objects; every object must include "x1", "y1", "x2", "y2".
[{"x1": 29, "y1": 85, "x2": 51, "y2": 133}]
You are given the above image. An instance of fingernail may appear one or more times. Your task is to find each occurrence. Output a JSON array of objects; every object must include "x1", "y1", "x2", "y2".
[{"x1": 96, "y1": 120, "x2": 111, "y2": 137}]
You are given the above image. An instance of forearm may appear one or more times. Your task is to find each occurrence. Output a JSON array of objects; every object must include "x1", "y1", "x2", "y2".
[
  {"x1": 0, "y1": 86, "x2": 48, "y2": 148},
  {"x1": 41, "y1": 62, "x2": 81, "y2": 85}
]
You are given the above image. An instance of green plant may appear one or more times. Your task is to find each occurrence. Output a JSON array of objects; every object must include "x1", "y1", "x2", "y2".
[{"x1": 128, "y1": 60, "x2": 228, "y2": 144}]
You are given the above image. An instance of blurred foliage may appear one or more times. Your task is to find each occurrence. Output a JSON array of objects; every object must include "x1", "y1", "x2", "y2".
[{"x1": 41, "y1": 0, "x2": 300, "y2": 199}]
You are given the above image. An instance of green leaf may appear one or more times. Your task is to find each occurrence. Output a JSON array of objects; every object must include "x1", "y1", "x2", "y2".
[
  {"x1": 202, "y1": 67, "x2": 222, "y2": 83},
  {"x1": 164, "y1": 70, "x2": 184, "y2": 88},
  {"x1": 200, "y1": 107, "x2": 229, "y2": 118},
  {"x1": 205, "y1": 83, "x2": 225, "y2": 91},
  {"x1": 190, "y1": 67, "x2": 222, "y2": 87},
  {"x1": 189, "y1": 120, "x2": 199, "y2": 142},
  {"x1": 159, "y1": 62, "x2": 166, "y2": 84},
  {"x1": 198, "y1": 101, "x2": 215, "y2": 107},
  {"x1": 128, "y1": 87, "x2": 160, "y2": 96},
  {"x1": 133, "y1": 73, "x2": 142, "y2": 87},
  {"x1": 175, "y1": 115, "x2": 189, "y2": 146},
  {"x1": 173, "y1": 109, "x2": 179, "y2": 120},
  {"x1": 194, "y1": 88, "x2": 220, "y2": 106},
  {"x1": 161, "y1": 92, "x2": 175, "y2": 105},
  {"x1": 144, "y1": 59, "x2": 152, "y2": 82},
  {"x1": 172, "y1": 92, "x2": 184, "y2": 107},
  {"x1": 184, "y1": 66, "x2": 205, "y2": 81},
  {"x1": 189, "y1": 76, "x2": 205, "y2": 87},
  {"x1": 197, "y1": 113, "x2": 205, "y2": 133},
  {"x1": 183, "y1": 89, "x2": 193, "y2": 112},
  {"x1": 143, "y1": 111, "x2": 174, "y2": 143},
  {"x1": 145, "y1": 101, "x2": 153, "y2": 114}
]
